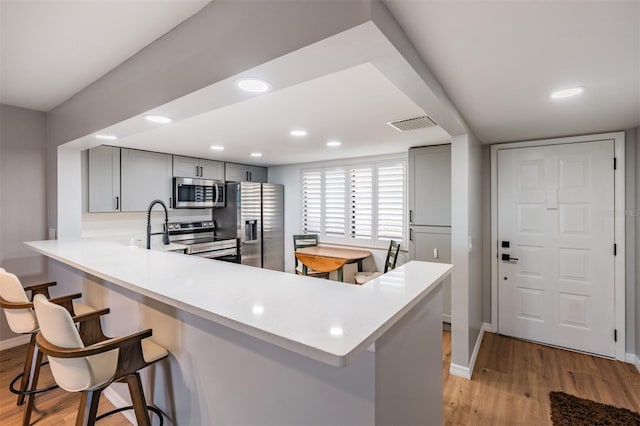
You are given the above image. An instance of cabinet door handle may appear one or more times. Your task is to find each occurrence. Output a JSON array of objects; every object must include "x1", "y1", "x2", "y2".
[
  {"x1": 169, "y1": 197, "x2": 172, "y2": 208},
  {"x1": 409, "y1": 209, "x2": 413, "y2": 223},
  {"x1": 249, "y1": 171, "x2": 252, "y2": 181},
  {"x1": 115, "y1": 196, "x2": 119, "y2": 210},
  {"x1": 433, "y1": 248, "x2": 438, "y2": 259},
  {"x1": 409, "y1": 228, "x2": 413, "y2": 241},
  {"x1": 245, "y1": 171, "x2": 249, "y2": 181},
  {"x1": 200, "y1": 166, "x2": 203, "y2": 177}
]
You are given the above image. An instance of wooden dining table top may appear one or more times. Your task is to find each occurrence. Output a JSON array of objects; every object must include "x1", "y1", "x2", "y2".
[{"x1": 295, "y1": 246, "x2": 372, "y2": 260}]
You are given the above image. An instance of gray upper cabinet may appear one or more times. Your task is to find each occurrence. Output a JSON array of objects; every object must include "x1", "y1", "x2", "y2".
[
  {"x1": 173, "y1": 155, "x2": 224, "y2": 180},
  {"x1": 121, "y1": 149, "x2": 173, "y2": 212},
  {"x1": 225, "y1": 163, "x2": 267, "y2": 183},
  {"x1": 408, "y1": 145, "x2": 451, "y2": 227},
  {"x1": 88, "y1": 145, "x2": 121, "y2": 212}
]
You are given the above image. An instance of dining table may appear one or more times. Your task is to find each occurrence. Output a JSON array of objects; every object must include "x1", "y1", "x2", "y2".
[{"x1": 294, "y1": 246, "x2": 372, "y2": 282}]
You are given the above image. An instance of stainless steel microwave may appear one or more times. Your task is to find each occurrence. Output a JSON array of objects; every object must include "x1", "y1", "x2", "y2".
[{"x1": 173, "y1": 177, "x2": 224, "y2": 209}]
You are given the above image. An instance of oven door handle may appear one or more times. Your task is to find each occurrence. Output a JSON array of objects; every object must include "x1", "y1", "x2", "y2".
[{"x1": 193, "y1": 248, "x2": 237, "y2": 259}]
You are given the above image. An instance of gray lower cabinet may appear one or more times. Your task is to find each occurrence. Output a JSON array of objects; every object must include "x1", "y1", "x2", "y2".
[
  {"x1": 409, "y1": 226, "x2": 452, "y2": 322},
  {"x1": 88, "y1": 145, "x2": 121, "y2": 212},
  {"x1": 120, "y1": 149, "x2": 173, "y2": 212},
  {"x1": 173, "y1": 155, "x2": 224, "y2": 180},
  {"x1": 225, "y1": 162, "x2": 267, "y2": 183}
]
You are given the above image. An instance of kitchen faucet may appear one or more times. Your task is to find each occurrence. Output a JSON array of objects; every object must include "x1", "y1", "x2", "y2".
[{"x1": 146, "y1": 199, "x2": 170, "y2": 249}]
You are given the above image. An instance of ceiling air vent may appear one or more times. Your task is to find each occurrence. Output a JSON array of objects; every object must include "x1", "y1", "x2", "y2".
[{"x1": 386, "y1": 115, "x2": 437, "y2": 132}]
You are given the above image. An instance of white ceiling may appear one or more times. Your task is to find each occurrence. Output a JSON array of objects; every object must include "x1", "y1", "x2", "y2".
[
  {"x1": 384, "y1": 0, "x2": 640, "y2": 143},
  {"x1": 0, "y1": 0, "x2": 210, "y2": 111},
  {"x1": 1, "y1": 0, "x2": 638, "y2": 152},
  {"x1": 115, "y1": 63, "x2": 451, "y2": 166}
]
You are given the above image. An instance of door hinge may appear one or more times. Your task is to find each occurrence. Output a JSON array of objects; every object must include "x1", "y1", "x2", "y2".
[
  {"x1": 614, "y1": 329, "x2": 617, "y2": 342},
  {"x1": 613, "y1": 157, "x2": 617, "y2": 170},
  {"x1": 614, "y1": 244, "x2": 617, "y2": 256}
]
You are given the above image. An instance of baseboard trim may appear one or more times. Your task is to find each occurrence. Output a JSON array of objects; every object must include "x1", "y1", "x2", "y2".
[
  {"x1": 0, "y1": 334, "x2": 31, "y2": 351},
  {"x1": 467, "y1": 323, "x2": 489, "y2": 379},
  {"x1": 449, "y1": 362, "x2": 471, "y2": 379},
  {"x1": 625, "y1": 353, "x2": 640, "y2": 374},
  {"x1": 449, "y1": 323, "x2": 490, "y2": 380},
  {"x1": 103, "y1": 387, "x2": 135, "y2": 425}
]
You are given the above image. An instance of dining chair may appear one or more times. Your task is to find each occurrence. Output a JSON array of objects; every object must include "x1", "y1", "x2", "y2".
[
  {"x1": 292, "y1": 234, "x2": 329, "y2": 278},
  {"x1": 33, "y1": 294, "x2": 168, "y2": 426},
  {"x1": 353, "y1": 240, "x2": 401, "y2": 285},
  {"x1": 0, "y1": 268, "x2": 96, "y2": 426}
]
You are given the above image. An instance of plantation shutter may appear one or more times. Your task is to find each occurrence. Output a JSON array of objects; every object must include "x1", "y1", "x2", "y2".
[
  {"x1": 377, "y1": 164, "x2": 404, "y2": 243},
  {"x1": 302, "y1": 170, "x2": 322, "y2": 234},
  {"x1": 349, "y1": 167, "x2": 373, "y2": 239},
  {"x1": 324, "y1": 169, "x2": 346, "y2": 237}
]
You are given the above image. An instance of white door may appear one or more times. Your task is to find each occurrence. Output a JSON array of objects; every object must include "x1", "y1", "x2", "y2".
[{"x1": 498, "y1": 140, "x2": 615, "y2": 357}]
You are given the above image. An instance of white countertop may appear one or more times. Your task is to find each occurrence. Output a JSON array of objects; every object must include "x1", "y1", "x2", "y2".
[{"x1": 26, "y1": 239, "x2": 452, "y2": 367}]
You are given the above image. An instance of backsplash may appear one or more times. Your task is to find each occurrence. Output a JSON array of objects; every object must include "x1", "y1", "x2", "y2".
[{"x1": 82, "y1": 209, "x2": 213, "y2": 244}]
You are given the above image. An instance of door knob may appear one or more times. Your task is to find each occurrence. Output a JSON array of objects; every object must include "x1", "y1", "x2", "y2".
[{"x1": 501, "y1": 254, "x2": 518, "y2": 262}]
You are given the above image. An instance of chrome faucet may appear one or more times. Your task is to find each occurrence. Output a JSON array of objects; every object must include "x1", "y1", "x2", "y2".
[{"x1": 146, "y1": 199, "x2": 170, "y2": 249}]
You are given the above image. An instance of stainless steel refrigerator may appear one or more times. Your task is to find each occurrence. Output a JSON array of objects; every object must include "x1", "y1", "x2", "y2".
[{"x1": 215, "y1": 182, "x2": 284, "y2": 271}]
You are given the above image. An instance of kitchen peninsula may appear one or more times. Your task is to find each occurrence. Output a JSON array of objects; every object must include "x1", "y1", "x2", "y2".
[{"x1": 26, "y1": 238, "x2": 451, "y2": 425}]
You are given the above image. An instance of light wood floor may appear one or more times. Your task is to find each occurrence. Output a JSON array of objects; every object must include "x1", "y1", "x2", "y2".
[
  {"x1": 1, "y1": 332, "x2": 638, "y2": 425},
  {"x1": 443, "y1": 331, "x2": 640, "y2": 425},
  {"x1": 0, "y1": 343, "x2": 125, "y2": 425}
]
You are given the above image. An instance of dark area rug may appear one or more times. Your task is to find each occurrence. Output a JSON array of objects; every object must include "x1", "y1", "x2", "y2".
[{"x1": 550, "y1": 391, "x2": 640, "y2": 426}]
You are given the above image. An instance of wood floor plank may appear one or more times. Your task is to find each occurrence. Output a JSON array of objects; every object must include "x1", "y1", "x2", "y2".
[
  {"x1": 0, "y1": 343, "x2": 126, "y2": 425},
  {"x1": 444, "y1": 331, "x2": 640, "y2": 425},
  {"x1": 2, "y1": 331, "x2": 638, "y2": 425}
]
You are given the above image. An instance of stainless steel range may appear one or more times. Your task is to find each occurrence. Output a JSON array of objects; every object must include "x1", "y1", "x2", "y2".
[{"x1": 167, "y1": 221, "x2": 238, "y2": 261}]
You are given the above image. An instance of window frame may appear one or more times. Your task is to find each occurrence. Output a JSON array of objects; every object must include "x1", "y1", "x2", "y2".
[{"x1": 301, "y1": 159, "x2": 407, "y2": 248}]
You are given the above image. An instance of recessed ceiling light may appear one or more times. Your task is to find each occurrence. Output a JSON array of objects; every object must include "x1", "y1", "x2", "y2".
[
  {"x1": 550, "y1": 87, "x2": 585, "y2": 99},
  {"x1": 95, "y1": 134, "x2": 118, "y2": 140},
  {"x1": 252, "y1": 305, "x2": 264, "y2": 315},
  {"x1": 251, "y1": 152, "x2": 263, "y2": 157},
  {"x1": 236, "y1": 78, "x2": 271, "y2": 93},
  {"x1": 290, "y1": 129, "x2": 307, "y2": 137},
  {"x1": 145, "y1": 114, "x2": 172, "y2": 124},
  {"x1": 326, "y1": 140, "x2": 341, "y2": 147},
  {"x1": 210, "y1": 145, "x2": 225, "y2": 151}
]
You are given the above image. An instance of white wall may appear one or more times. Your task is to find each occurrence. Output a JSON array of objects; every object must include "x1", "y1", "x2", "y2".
[
  {"x1": 0, "y1": 104, "x2": 48, "y2": 342},
  {"x1": 268, "y1": 153, "x2": 409, "y2": 282}
]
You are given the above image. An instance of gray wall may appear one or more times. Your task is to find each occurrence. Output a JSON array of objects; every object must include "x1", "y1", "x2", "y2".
[
  {"x1": 626, "y1": 128, "x2": 637, "y2": 354},
  {"x1": 450, "y1": 132, "x2": 484, "y2": 369},
  {"x1": 0, "y1": 104, "x2": 48, "y2": 340},
  {"x1": 636, "y1": 126, "x2": 640, "y2": 357}
]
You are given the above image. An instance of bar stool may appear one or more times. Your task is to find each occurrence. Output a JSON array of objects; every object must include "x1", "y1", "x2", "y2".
[
  {"x1": 0, "y1": 268, "x2": 95, "y2": 425},
  {"x1": 33, "y1": 294, "x2": 169, "y2": 426}
]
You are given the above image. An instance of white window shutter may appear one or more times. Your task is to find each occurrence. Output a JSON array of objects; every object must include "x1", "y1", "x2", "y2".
[
  {"x1": 302, "y1": 171, "x2": 322, "y2": 234},
  {"x1": 377, "y1": 165, "x2": 404, "y2": 243},
  {"x1": 350, "y1": 167, "x2": 373, "y2": 240},
  {"x1": 324, "y1": 169, "x2": 346, "y2": 237}
]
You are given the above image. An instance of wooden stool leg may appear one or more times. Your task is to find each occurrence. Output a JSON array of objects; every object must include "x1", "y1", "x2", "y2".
[
  {"x1": 125, "y1": 373, "x2": 151, "y2": 426},
  {"x1": 17, "y1": 334, "x2": 37, "y2": 406},
  {"x1": 21, "y1": 346, "x2": 43, "y2": 426},
  {"x1": 76, "y1": 389, "x2": 102, "y2": 426}
]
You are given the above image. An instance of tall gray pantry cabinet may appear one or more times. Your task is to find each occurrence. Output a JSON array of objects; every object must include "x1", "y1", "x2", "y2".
[{"x1": 408, "y1": 145, "x2": 452, "y2": 323}]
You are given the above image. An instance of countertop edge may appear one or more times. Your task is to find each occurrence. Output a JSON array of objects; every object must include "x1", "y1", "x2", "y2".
[{"x1": 26, "y1": 240, "x2": 450, "y2": 368}]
